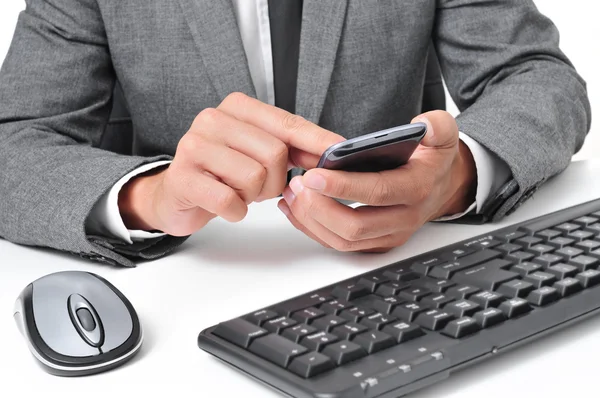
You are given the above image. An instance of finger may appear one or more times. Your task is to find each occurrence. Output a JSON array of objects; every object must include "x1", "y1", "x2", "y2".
[
  {"x1": 284, "y1": 180, "x2": 403, "y2": 252},
  {"x1": 189, "y1": 108, "x2": 288, "y2": 200},
  {"x1": 411, "y1": 111, "x2": 459, "y2": 150},
  {"x1": 301, "y1": 166, "x2": 431, "y2": 206},
  {"x1": 217, "y1": 92, "x2": 345, "y2": 157},
  {"x1": 289, "y1": 184, "x2": 416, "y2": 241},
  {"x1": 190, "y1": 141, "x2": 267, "y2": 203},
  {"x1": 277, "y1": 200, "x2": 331, "y2": 248},
  {"x1": 176, "y1": 170, "x2": 248, "y2": 222}
]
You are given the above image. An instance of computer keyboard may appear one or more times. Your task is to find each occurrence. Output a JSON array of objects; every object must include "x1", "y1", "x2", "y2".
[{"x1": 198, "y1": 198, "x2": 600, "y2": 398}]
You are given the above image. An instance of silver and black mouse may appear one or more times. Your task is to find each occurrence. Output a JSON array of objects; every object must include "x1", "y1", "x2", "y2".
[{"x1": 13, "y1": 271, "x2": 143, "y2": 376}]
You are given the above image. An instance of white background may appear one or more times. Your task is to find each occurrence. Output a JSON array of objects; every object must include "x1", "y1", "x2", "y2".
[{"x1": 0, "y1": 0, "x2": 597, "y2": 159}]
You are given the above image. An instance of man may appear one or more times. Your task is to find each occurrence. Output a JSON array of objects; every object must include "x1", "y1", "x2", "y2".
[{"x1": 0, "y1": 0, "x2": 591, "y2": 268}]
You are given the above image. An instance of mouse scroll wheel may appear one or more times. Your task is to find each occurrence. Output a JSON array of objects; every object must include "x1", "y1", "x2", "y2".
[{"x1": 76, "y1": 308, "x2": 97, "y2": 332}]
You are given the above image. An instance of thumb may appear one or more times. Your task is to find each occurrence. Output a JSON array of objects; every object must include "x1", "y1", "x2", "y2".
[{"x1": 412, "y1": 110, "x2": 459, "y2": 149}]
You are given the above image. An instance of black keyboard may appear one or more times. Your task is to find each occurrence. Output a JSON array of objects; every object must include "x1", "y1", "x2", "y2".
[{"x1": 198, "y1": 199, "x2": 600, "y2": 397}]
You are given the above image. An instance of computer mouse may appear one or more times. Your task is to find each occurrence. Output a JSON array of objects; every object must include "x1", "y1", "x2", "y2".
[{"x1": 13, "y1": 271, "x2": 143, "y2": 376}]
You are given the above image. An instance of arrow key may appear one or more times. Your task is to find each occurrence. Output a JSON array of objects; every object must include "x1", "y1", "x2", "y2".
[{"x1": 288, "y1": 352, "x2": 336, "y2": 378}]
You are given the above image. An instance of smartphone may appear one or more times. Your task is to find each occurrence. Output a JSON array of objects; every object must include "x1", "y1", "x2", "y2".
[{"x1": 316, "y1": 122, "x2": 427, "y2": 173}]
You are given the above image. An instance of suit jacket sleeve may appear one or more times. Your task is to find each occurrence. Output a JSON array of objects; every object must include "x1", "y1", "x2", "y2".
[
  {"x1": 434, "y1": 0, "x2": 592, "y2": 222},
  {"x1": 0, "y1": 0, "x2": 188, "y2": 267}
]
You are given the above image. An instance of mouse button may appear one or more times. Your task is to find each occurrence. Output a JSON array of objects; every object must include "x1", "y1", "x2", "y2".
[
  {"x1": 67, "y1": 294, "x2": 104, "y2": 348},
  {"x1": 76, "y1": 308, "x2": 96, "y2": 332}
]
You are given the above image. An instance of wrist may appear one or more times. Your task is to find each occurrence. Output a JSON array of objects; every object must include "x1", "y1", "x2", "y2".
[
  {"x1": 118, "y1": 166, "x2": 168, "y2": 231},
  {"x1": 443, "y1": 140, "x2": 477, "y2": 215}
]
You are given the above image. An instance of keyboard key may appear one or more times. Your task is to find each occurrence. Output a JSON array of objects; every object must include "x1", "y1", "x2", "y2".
[
  {"x1": 523, "y1": 272, "x2": 557, "y2": 288},
  {"x1": 246, "y1": 309, "x2": 279, "y2": 326},
  {"x1": 440, "y1": 246, "x2": 477, "y2": 260},
  {"x1": 414, "y1": 309, "x2": 455, "y2": 331},
  {"x1": 322, "y1": 341, "x2": 367, "y2": 365},
  {"x1": 248, "y1": 334, "x2": 308, "y2": 368},
  {"x1": 548, "y1": 237, "x2": 575, "y2": 249},
  {"x1": 331, "y1": 322, "x2": 369, "y2": 340},
  {"x1": 515, "y1": 236, "x2": 543, "y2": 248},
  {"x1": 274, "y1": 293, "x2": 333, "y2": 316},
  {"x1": 212, "y1": 318, "x2": 268, "y2": 348},
  {"x1": 505, "y1": 251, "x2": 535, "y2": 263},
  {"x1": 535, "y1": 229, "x2": 562, "y2": 240},
  {"x1": 445, "y1": 299, "x2": 480, "y2": 318},
  {"x1": 568, "y1": 255, "x2": 599, "y2": 271},
  {"x1": 370, "y1": 296, "x2": 403, "y2": 314},
  {"x1": 495, "y1": 243, "x2": 522, "y2": 255},
  {"x1": 430, "y1": 250, "x2": 503, "y2": 279},
  {"x1": 511, "y1": 262, "x2": 544, "y2": 276},
  {"x1": 382, "y1": 266, "x2": 420, "y2": 282},
  {"x1": 311, "y1": 315, "x2": 348, "y2": 332},
  {"x1": 340, "y1": 307, "x2": 375, "y2": 323},
  {"x1": 411, "y1": 256, "x2": 446, "y2": 275},
  {"x1": 442, "y1": 317, "x2": 481, "y2": 338},
  {"x1": 446, "y1": 284, "x2": 480, "y2": 300},
  {"x1": 359, "y1": 313, "x2": 397, "y2": 330},
  {"x1": 399, "y1": 287, "x2": 431, "y2": 302},
  {"x1": 573, "y1": 216, "x2": 599, "y2": 226},
  {"x1": 576, "y1": 269, "x2": 600, "y2": 288},
  {"x1": 413, "y1": 278, "x2": 456, "y2": 293},
  {"x1": 292, "y1": 307, "x2": 326, "y2": 324},
  {"x1": 470, "y1": 290, "x2": 505, "y2": 308},
  {"x1": 288, "y1": 352, "x2": 336, "y2": 378},
  {"x1": 352, "y1": 330, "x2": 396, "y2": 354},
  {"x1": 375, "y1": 282, "x2": 411, "y2": 296},
  {"x1": 332, "y1": 283, "x2": 370, "y2": 301},
  {"x1": 358, "y1": 275, "x2": 389, "y2": 292},
  {"x1": 453, "y1": 265, "x2": 519, "y2": 291},
  {"x1": 494, "y1": 231, "x2": 526, "y2": 242},
  {"x1": 381, "y1": 321, "x2": 425, "y2": 343},
  {"x1": 300, "y1": 331, "x2": 339, "y2": 351},
  {"x1": 282, "y1": 324, "x2": 318, "y2": 343},
  {"x1": 546, "y1": 263, "x2": 578, "y2": 279},
  {"x1": 467, "y1": 239, "x2": 502, "y2": 250},
  {"x1": 554, "y1": 222, "x2": 581, "y2": 234},
  {"x1": 392, "y1": 302, "x2": 427, "y2": 322},
  {"x1": 576, "y1": 240, "x2": 600, "y2": 253},
  {"x1": 567, "y1": 230, "x2": 594, "y2": 242},
  {"x1": 526, "y1": 244, "x2": 554, "y2": 256},
  {"x1": 420, "y1": 294, "x2": 454, "y2": 309},
  {"x1": 590, "y1": 248, "x2": 600, "y2": 260},
  {"x1": 320, "y1": 299, "x2": 352, "y2": 315},
  {"x1": 553, "y1": 278, "x2": 583, "y2": 297},
  {"x1": 527, "y1": 286, "x2": 560, "y2": 306},
  {"x1": 473, "y1": 308, "x2": 506, "y2": 328},
  {"x1": 498, "y1": 298, "x2": 532, "y2": 318},
  {"x1": 496, "y1": 279, "x2": 535, "y2": 298},
  {"x1": 556, "y1": 247, "x2": 584, "y2": 260},
  {"x1": 264, "y1": 316, "x2": 298, "y2": 334},
  {"x1": 584, "y1": 223, "x2": 600, "y2": 234},
  {"x1": 533, "y1": 253, "x2": 563, "y2": 267}
]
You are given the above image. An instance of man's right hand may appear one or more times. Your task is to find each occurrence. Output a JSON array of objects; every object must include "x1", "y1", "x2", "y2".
[{"x1": 117, "y1": 92, "x2": 344, "y2": 236}]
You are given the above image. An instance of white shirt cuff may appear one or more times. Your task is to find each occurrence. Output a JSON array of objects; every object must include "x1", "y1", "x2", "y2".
[
  {"x1": 434, "y1": 131, "x2": 512, "y2": 221},
  {"x1": 86, "y1": 161, "x2": 172, "y2": 244}
]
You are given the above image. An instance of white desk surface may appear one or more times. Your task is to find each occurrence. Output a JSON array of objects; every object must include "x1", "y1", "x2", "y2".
[{"x1": 2, "y1": 159, "x2": 600, "y2": 398}]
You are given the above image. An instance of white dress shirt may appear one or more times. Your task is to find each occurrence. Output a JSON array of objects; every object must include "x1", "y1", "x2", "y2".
[{"x1": 87, "y1": 0, "x2": 511, "y2": 244}]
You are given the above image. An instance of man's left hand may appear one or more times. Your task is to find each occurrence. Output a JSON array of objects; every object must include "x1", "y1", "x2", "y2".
[{"x1": 277, "y1": 110, "x2": 477, "y2": 253}]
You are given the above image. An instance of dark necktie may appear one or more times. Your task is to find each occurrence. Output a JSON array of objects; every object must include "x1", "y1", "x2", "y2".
[{"x1": 267, "y1": 0, "x2": 304, "y2": 181}]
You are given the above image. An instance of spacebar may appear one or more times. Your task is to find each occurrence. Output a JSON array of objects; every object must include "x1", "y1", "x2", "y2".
[{"x1": 518, "y1": 199, "x2": 600, "y2": 234}]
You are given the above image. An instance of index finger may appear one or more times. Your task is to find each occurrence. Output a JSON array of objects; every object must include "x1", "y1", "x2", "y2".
[{"x1": 217, "y1": 92, "x2": 344, "y2": 156}]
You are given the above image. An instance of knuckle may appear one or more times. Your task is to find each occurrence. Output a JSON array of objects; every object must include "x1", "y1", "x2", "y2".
[
  {"x1": 177, "y1": 134, "x2": 201, "y2": 156},
  {"x1": 215, "y1": 189, "x2": 238, "y2": 213},
  {"x1": 281, "y1": 113, "x2": 307, "y2": 133},
  {"x1": 245, "y1": 165, "x2": 268, "y2": 187},
  {"x1": 369, "y1": 176, "x2": 395, "y2": 205},
  {"x1": 265, "y1": 141, "x2": 289, "y2": 168},
  {"x1": 223, "y1": 91, "x2": 249, "y2": 108},
  {"x1": 333, "y1": 239, "x2": 356, "y2": 252},
  {"x1": 344, "y1": 218, "x2": 368, "y2": 241},
  {"x1": 415, "y1": 175, "x2": 433, "y2": 203},
  {"x1": 194, "y1": 107, "x2": 220, "y2": 126}
]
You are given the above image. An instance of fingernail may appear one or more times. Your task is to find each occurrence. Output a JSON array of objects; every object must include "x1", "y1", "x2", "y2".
[
  {"x1": 277, "y1": 201, "x2": 290, "y2": 216},
  {"x1": 303, "y1": 172, "x2": 326, "y2": 191},
  {"x1": 283, "y1": 187, "x2": 296, "y2": 206},
  {"x1": 289, "y1": 177, "x2": 304, "y2": 195}
]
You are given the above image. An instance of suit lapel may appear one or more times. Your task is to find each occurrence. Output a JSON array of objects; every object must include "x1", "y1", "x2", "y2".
[
  {"x1": 176, "y1": 0, "x2": 257, "y2": 101},
  {"x1": 296, "y1": 0, "x2": 348, "y2": 123}
]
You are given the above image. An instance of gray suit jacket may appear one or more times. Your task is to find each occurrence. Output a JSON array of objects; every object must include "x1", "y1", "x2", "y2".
[{"x1": 0, "y1": 0, "x2": 591, "y2": 267}]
